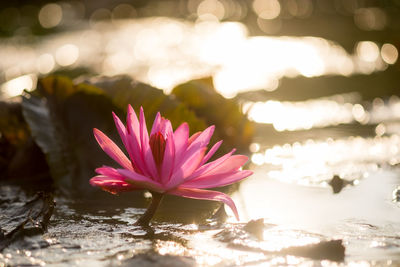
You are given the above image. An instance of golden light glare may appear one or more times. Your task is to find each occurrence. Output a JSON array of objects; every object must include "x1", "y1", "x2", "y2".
[
  {"x1": 103, "y1": 51, "x2": 133, "y2": 73},
  {"x1": 246, "y1": 97, "x2": 357, "y2": 131},
  {"x1": 0, "y1": 17, "x2": 391, "y2": 99}
]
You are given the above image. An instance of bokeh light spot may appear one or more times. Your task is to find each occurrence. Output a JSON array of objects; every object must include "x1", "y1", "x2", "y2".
[
  {"x1": 381, "y1": 43, "x2": 398, "y2": 65},
  {"x1": 38, "y1": 3, "x2": 63, "y2": 28},
  {"x1": 55, "y1": 44, "x2": 79, "y2": 66},
  {"x1": 356, "y1": 41, "x2": 380, "y2": 62},
  {"x1": 354, "y1": 8, "x2": 387, "y2": 31},
  {"x1": 252, "y1": 0, "x2": 281, "y2": 20},
  {"x1": 37, "y1": 53, "x2": 55, "y2": 74}
]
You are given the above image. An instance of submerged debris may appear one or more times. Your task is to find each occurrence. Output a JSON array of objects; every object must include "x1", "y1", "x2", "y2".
[
  {"x1": 328, "y1": 175, "x2": 354, "y2": 194},
  {"x1": 243, "y1": 218, "x2": 265, "y2": 240}
]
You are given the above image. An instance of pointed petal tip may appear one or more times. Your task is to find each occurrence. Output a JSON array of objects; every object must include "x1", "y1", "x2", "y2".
[
  {"x1": 205, "y1": 125, "x2": 215, "y2": 136},
  {"x1": 89, "y1": 177, "x2": 97, "y2": 187},
  {"x1": 112, "y1": 111, "x2": 120, "y2": 121},
  {"x1": 93, "y1": 128, "x2": 103, "y2": 140},
  {"x1": 127, "y1": 104, "x2": 134, "y2": 114}
]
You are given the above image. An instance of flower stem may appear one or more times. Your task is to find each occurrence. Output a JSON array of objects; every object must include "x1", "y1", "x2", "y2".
[{"x1": 134, "y1": 192, "x2": 163, "y2": 226}]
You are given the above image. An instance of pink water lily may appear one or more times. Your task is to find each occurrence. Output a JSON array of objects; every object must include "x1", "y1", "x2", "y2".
[{"x1": 90, "y1": 105, "x2": 252, "y2": 224}]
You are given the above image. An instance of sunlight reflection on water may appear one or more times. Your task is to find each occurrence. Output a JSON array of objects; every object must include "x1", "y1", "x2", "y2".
[
  {"x1": 245, "y1": 94, "x2": 400, "y2": 131},
  {"x1": 0, "y1": 17, "x2": 397, "y2": 99},
  {"x1": 250, "y1": 134, "x2": 400, "y2": 178}
]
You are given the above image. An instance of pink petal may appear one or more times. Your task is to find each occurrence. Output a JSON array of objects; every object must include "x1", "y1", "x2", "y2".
[
  {"x1": 150, "y1": 112, "x2": 161, "y2": 136},
  {"x1": 200, "y1": 140, "x2": 223, "y2": 165},
  {"x1": 175, "y1": 125, "x2": 215, "y2": 171},
  {"x1": 160, "y1": 120, "x2": 175, "y2": 184},
  {"x1": 118, "y1": 168, "x2": 164, "y2": 193},
  {"x1": 173, "y1": 122, "x2": 189, "y2": 164},
  {"x1": 125, "y1": 105, "x2": 150, "y2": 175},
  {"x1": 126, "y1": 105, "x2": 140, "y2": 146},
  {"x1": 96, "y1": 166, "x2": 125, "y2": 178},
  {"x1": 187, "y1": 149, "x2": 236, "y2": 180},
  {"x1": 112, "y1": 112, "x2": 127, "y2": 147},
  {"x1": 202, "y1": 155, "x2": 249, "y2": 176},
  {"x1": 93, "y1": 128, "x2": 133, "y2": 171},
  {"x1": 139, "y1": 107, "x2": 159, "y2": 181},
  {"x1": 126, "y1": 131, "x2": 148, "y2": 176},
  {"x1": 159, "y1": 117, "x2": 170, "y2": 137},
  {"x1": 167, "y1": 147, "x2": 207, "y2": 189},
  {"x1": 90, "y1": 175, "x2": 137, "y2": 194},
  {"x1": 188, "y1": 131, "x2": 201, "y2": 145},
  {"x1": 181, "y1": 170, "x2": 253, "y2": 189},
  {"x1": 112, "y1": 112, "x2": 137, "y2": 166},
  {"x1": 187, "y1": 125, "x2": 215, "y2": 151},
  {"x1": 168, "y1": 187, "x2": 240, "y2": 220}
]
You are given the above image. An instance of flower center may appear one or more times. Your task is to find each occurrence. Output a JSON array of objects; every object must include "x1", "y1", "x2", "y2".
[{"x1": 149, "y1": 131, "x2": 166, "y2": 168}]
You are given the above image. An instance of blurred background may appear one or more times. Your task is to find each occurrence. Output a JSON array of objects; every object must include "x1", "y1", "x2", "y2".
[
  {"x1": 1, "y1": 0, "x2": 399, "y2": 96},
  {"x1": 2, "y1": 0, "x2": 400, "y2": 134},
  {"x1": 1, "y1": 0, "x2": 400, "y2": 135}
]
